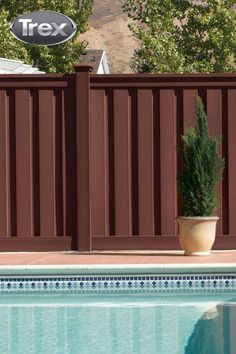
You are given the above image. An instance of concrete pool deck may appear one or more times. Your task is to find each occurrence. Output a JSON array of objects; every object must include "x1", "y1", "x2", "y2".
[
  {"x1": 0, "y1": 250, "x2": 235, "y2": 265},
  {"x1": 0, "y1": 251, "x2": 235, "y2": 275}
]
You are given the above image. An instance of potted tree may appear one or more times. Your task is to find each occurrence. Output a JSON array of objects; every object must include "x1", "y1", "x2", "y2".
[{"x1": 177, "y1": 97, "x2": 225, "y2": 256}]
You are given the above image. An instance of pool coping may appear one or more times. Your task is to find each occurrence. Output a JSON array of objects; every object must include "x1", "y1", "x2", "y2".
[
  {"x1": 0, "y1": 263, "x2": 236, "y2": 276},
  {"x1": 1, "y1": 264, "x2": 236, "y2": 294}
]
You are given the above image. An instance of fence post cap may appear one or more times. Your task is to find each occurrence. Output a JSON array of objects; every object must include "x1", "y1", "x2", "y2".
[{"x1": 74, "y1": 63, "x2": 94, "y2": 73}]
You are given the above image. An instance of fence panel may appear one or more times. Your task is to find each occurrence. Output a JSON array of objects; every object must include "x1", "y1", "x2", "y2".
[
  {"x1": 90, "y1": 74, "x2": 236, "y2": 250},
  {"x1": 0, "y1": 76, "x2": 73, "y2": 251},
  {"x1": 1, "y1": 71, "x2": 236, "y2": 251}
]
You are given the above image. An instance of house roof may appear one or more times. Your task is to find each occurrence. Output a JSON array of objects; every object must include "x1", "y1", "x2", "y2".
[
  {"x1": 0, "y1": 50, "x2": 109, "y2": 74},
  {"x1": 0, "y1": 57, "x2": 44, "y2": 74}
]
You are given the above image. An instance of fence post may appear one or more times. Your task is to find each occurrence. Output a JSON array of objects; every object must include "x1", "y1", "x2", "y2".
[{"x1": 74, "y1": 63, "x2": 93, "y2": 251}]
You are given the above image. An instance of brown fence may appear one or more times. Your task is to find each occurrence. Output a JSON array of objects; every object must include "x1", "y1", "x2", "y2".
[{"x1": 0, "y1": 65, "x2": 236, "y2": 251}]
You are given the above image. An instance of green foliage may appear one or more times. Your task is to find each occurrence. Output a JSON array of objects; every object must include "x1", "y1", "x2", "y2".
[
  {"x1": 123, "y1": 0, "x2": 236, "y2": 73},
  {"x1": 0, "y1": 0, "x2": 93, "y2": 73},
  {"x1": 0, "y1": 9, "x2": 31, "y2": 62},
  {"x1": 177, "y1": 97, "x2": 224, "y2": 216}
]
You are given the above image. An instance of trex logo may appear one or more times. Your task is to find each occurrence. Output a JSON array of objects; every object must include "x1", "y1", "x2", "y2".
[
  {"x1": 19, "y1": 19, "x2": 67, "y2": 37},
  {"x1": 10, "y1": 11, "x2": 77, "y2": 46}
]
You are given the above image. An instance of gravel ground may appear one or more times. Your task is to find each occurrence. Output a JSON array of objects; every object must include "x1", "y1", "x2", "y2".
[{"x1": 80, "y1": 0, "x2": 137, "y2": 73}]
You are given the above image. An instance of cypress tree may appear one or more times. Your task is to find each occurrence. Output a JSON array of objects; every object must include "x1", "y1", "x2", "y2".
[{"x1": 177, "y1": 97, "x2": 225, "y2": 216}]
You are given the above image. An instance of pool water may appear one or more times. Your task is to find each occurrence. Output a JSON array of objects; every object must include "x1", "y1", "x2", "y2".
[{"x1": 0, "y1": 293, "x2": 235, "y2": 354}]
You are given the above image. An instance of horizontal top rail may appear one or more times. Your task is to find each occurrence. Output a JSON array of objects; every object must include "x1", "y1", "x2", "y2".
[
  {"x1": 91, "y1": 73, "x2": 236, "y2": 80},
  {"x1": 90, "y1": 73, "x2": 236, "y2": 88},
  {"x1": 1, "y1": 72, "x2": 236, "y2": 88},
  {"x1": 0, "y1": 74, "x2": 73, "y2": 88}
]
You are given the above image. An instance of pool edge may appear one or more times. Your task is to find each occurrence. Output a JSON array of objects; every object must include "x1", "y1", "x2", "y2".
[{"x1": 0, "y1": 263, "x2": 236, "y2": 276}]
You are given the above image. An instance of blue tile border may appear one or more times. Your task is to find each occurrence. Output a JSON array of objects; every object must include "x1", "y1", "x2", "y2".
[{"x1": 0, "y1": 274, "x2": 236, "y2": 294}]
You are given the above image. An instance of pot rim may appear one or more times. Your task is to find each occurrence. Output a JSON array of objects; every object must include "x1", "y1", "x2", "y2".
[{"x1": 177, "y1": 216, "x2": 219, "y2": 221}]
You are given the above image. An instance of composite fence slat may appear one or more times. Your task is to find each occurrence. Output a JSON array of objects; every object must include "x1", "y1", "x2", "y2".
[
  {"x1": 228, "y1": 89, "x2": 236, "y2": 234},
  {"x1": 0, "y1": 91, "x2": 7, "y2": 235},
  {"x1": 183, "y1": 89, "x2": 198, "y2": 131},
  {"x1": 8, "y1": 91, "x2": 17, "y2": 236},
  {"x1": 64, "y1": 78, "x2": 76, "y2": 243},
  {"x1": 137, "y1": 89, "x2": 154, "y2": 235},
  {"x1": 113, "y1": 90, "x2": 132, "y2": 235},
  {"x1": 54, "y1": 89, "x2": 64, "y2": 236},
  {"x1": 15, "y1": 90, "x2": 32, "y2": 236},
  {"x1": 160, "y1": 90, "x2": 177, "y2": 235},
  {"x1": 90, "y1": 90, "x2": 106, "y2": 236},
  {"x1": 207, "y1": 90, "x2": 222, "y2": 235},
  {"x1": 153, "y1": 90, "x2": 161, "y2": 235},
  {"x1": 61, "y1": 90, "x2": 66, "y2": 237},
  {"x1": 107, "y1": 90, "x2": 115, "y2": 236},
  {"x1": 104, "y1": 92, "x2": 110, "y2": 237},
  {"x1": 181, "y1": 90, "x2": 198, "y2": 219},
  {"x1": 39, "y1": 90, "x2": 55, "y2": 236},
  {"x1": 31, "y1": 90, "x2": 40, "y2": 236}
]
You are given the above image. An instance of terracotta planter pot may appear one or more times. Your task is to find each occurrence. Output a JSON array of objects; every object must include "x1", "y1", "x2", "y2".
[{"x1": 177, "y1": 216, "x2": 219, "y2": 256}]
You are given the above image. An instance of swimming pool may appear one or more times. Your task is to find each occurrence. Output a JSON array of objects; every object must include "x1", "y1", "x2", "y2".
[{"x1": 0, "y1": 265, "x2": 235, "y2": 354}]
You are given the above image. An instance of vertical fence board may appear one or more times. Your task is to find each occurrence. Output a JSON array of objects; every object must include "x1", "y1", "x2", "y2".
[
  {"x1": 181, "y1": 90, "x2": 198, "y2": 218},
  {"x1": 39, "y1": 90, "x2": 55, "y2": 236},
  {"x1": 15, "y1": 90, "x2": 32, "y2": 236},
  {"x1": 176, "y1": 89, "x2": 183, "y2": 220},
  {"x1": 90, "y1": 90, "x2": 106, "y2": 236},
  {"x1": 228, "y1": 89, "x2": 236, "y2": 234},
  {"x1": 8, "y1": 91, "x2": 17, "y2": 236},
  {"x1": 0, "y1": 91, "x2": 7, "y2": 235},
  {"x1": 113, "y1": 90, "x2": 132, "y2": 235},
  {"x1": 107, "y1": 90, "x2": 115, "y2": 236},
  {"x1": 221, "y1": 89, "x2": 229, "y2": 235},
  {"x1": 54, "y1": 90, "x2": 64, "y2": 236},
  {"x1": 153, "y1": 90, "x2": 161, "y2": 235},
  {"x1": 104, "y1": 92, "x2": 110, "y2": 237},
  {"x1": 31, "y1": 90, "x2": 40, "y2": 236},
  {"x1": 207, "y1": 90, "x2": 222, "y2": 235},
  {"x1": 64, "y1": 78, "x2": 76, "y2": 244},
  {"x1": 183, "y1": 89, "x2": 198, "y2": 130},
  {"x1": 160, "y1": 90, "x2": 177, "y2": 235},
  {"x1": 137, "y1": 90, "x2": 154, "y2": 235},
  {"x1": 61, "y1": 90, "x2": 66, "y2": 237}
]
